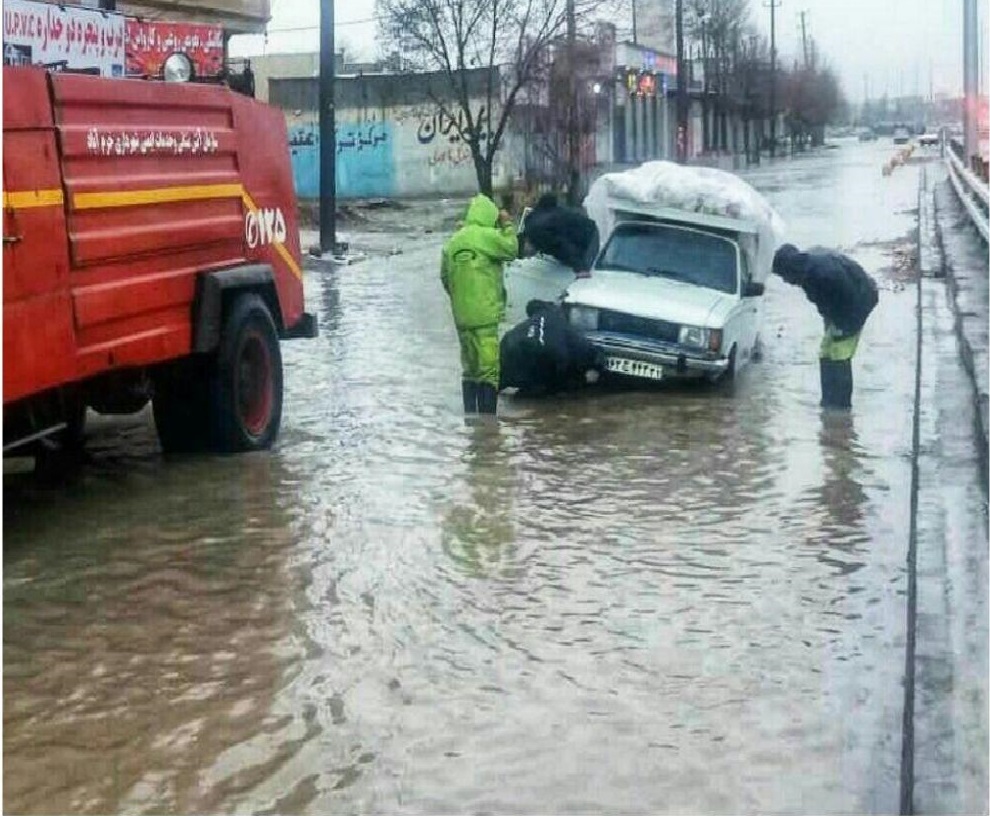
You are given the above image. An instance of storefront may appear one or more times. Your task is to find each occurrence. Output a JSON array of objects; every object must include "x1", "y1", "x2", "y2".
[{"x1": 612, "y1": 43, "x2": 677, "y2": 164}]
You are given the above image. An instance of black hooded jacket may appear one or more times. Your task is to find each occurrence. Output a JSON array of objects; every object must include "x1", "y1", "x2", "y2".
[
  {"x1": 773, "y1": 245, "x2": 879, "y2": 335},
  {"x1": 499, "y1": 303, "x2": 603, "y2": 393},
  {"x1": 521, "y1": 195, "x2": 599, "y2": 272}
]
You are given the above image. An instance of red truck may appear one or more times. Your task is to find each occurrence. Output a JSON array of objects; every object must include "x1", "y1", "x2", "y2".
[{"x1": 3, "y1": 66, "x2": 317, "y2": 455}]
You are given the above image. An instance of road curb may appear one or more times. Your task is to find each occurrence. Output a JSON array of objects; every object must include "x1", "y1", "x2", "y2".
[{"x1": 929, "y1": 166, "x2": 990, "y2": 479}]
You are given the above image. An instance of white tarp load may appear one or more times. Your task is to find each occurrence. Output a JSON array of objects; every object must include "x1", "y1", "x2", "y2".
[{"x1": 584, "y1": 161, "x2": 786, "y2": 283}]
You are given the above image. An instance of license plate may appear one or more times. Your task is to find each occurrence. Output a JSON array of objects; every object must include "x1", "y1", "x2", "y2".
[{"x1": 605, "y1": 357, "x2": 663, "y2": 380}]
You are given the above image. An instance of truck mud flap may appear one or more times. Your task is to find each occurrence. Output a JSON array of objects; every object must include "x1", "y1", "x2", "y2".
[{"x1": 193, "y1": 265, "x2": 278, "y2": 354}]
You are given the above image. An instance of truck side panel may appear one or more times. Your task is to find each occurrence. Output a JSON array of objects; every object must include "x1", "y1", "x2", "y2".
[
  {"x1": 3, "y1": 67, "x2": 307, "y2": 409},
  {"x1": 2, "y1": 71, "x2": 77, "y2": 404},
  {"x1": 51, "y1": 73, "x2": 247, "y2": 373}
]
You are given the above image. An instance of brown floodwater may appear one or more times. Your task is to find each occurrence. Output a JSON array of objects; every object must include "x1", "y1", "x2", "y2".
[{"x1": 5, "y1": 142, "x2": 928, "y2": 813}]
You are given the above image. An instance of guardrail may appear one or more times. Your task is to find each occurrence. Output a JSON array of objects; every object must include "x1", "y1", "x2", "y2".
[{"x1": 946, "y1": 138, "x2": 990, "y2": 242}]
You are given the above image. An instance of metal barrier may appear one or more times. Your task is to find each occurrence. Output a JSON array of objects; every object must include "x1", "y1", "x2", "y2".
[{"x1": 946, "y1": 138, "x2": 990, "y2": 242}]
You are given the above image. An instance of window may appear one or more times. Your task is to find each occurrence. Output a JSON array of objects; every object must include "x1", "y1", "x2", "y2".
[{"x1": 597, "y1": 223, "x2": 740, "y2": 294}]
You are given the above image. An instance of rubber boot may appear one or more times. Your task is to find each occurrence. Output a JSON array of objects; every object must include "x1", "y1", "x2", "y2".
[
  {"x1": 820, "y1": 359, "x2": 852, "y2": 409},
  {"x1": 461, "y1": 380, "x2": 479, "y2": 414},
  {"x1": 477, "y1": 383, "x2": 498, "y2": 415},
  {"x1": 834, "y1": 359, "x2": 853, "y2": 408}
]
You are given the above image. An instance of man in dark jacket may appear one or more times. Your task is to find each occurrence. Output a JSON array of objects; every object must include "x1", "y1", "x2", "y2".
[
  {"x1": 772, "y1": 243, "x2": 879, "y2": 408},
  {"x1": 520, "y1": 194, "x2": 599, "y2": 274},
  {"x1": 499, "y1": 301, "x2": 605, "y2": 395}
]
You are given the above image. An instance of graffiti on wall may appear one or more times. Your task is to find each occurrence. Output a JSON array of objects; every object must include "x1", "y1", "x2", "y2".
[
  {"x1": 285, "y1": 102, "x2": 499, "y2": 199},
  {"x1": 288, "y1": 123, "x2": 389, "y2": 154},
  {"x1": 288, "y1": 121, "x2": 394, "y2": 199},
  {"x1": 429, "y1": 144, "x2": 473, "y2": 168},
  {"x1": 416, "y1": 106, "x2": 491, "y2": 146}
]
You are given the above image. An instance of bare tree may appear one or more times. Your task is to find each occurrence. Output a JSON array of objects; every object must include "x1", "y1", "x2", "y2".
[
  {"x1": 784, "y1": 58, "x2": 845, "y2": 148},
  {"x1": 687, "y1": 0, "x2": 749, "y2": 153},
  {"x1": 377, "y1": 0, "x2": 612, "y2": 198},
  {"x1": 517, "y1": 38, "x2": 601, "y2": 194}
]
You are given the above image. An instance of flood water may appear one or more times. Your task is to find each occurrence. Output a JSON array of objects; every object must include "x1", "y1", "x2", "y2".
[{"x1": 4, "y1": 142, "x2": 928, "y2": 814}]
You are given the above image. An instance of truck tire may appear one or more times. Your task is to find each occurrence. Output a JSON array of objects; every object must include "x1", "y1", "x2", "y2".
[
  {"x1": 153, "y1": 359, "x2": 212, "y2": 453},
  {"x1": 210, "y1": 294, "x2": 283, "y2": 452}
]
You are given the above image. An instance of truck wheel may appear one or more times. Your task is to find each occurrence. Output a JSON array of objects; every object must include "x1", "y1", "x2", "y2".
[
  {"x1": 210, "y1": 294, "x2": 283, "y2": 452},
  {"x1": 153, "y1": 359, "x2": 212, "y2": 453}
]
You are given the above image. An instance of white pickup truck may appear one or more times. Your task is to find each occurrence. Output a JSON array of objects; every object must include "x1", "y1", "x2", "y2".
[{"x1": 503, "y1": 198, "x2": 773, "y2": 384}]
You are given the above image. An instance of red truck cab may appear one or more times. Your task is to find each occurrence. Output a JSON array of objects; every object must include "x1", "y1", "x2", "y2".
[{"x1": 3, "y1": 66, "x2": 317, "y2": 454}]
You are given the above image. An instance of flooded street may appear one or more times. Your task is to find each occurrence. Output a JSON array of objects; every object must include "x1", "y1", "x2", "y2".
[{"x1": 3, "y1": 143, "x2": 947, "y2": 813}]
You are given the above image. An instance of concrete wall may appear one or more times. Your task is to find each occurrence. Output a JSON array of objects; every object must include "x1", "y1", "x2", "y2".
[
  {"x1": 286, "y1": 101, "x2": 504, "y2": 200},
  {"x1": 252, "y1": 53, "x2": 318, "y2": 104}
]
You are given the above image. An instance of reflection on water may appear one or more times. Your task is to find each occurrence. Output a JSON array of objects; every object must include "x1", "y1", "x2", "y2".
[
  {"x1": 441, "y1": 423, "x2": 516, "y2": 580},
  {"x1": 5, "y1": 143, "x2": 921, "y2": 814},
  {"x1": 4, "y1": 455, "x2": 305, "y2": 814}
]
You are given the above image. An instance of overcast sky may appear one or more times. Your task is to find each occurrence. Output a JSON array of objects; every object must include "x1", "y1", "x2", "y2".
[{"x1": 228, "y1": 0, "x2": 982, "y2": 101}]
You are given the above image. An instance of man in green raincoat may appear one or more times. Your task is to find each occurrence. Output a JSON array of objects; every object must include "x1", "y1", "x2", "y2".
[{"x1": 441, "y1": 195, "x2": 518, "y2": 415}]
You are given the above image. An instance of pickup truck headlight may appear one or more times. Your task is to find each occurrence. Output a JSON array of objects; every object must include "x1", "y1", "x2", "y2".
[
  {"x1": 679, "y1": 325, "x2": 722, "y2": 351},
  {"x1": 568, "y1": 305, "x2": 599, "y2": 331}
]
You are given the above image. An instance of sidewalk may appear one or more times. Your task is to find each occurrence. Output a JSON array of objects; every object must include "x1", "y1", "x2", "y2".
[{"x1": 928, "y1": 162, "x2": 990, "y2": 471}]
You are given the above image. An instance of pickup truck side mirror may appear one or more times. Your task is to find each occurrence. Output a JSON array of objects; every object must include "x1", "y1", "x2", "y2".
[{"x1": 744, "y1": 281, "x2": 765, "y2": 297}]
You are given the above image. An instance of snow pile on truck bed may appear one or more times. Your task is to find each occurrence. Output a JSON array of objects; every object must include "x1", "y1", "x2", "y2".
[{"x1": 584, "y1": 161, "x2": 786, "y2": 282}]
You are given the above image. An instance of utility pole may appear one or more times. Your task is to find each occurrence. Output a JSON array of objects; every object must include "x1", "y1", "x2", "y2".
[
  {"x1": 675, "y1": 0, "x2": 689, "y2": 162},
  {"x1": 798, "y1": 10, "x2": 809, "y2": 68},
  {"x1": 566, "y1": 0, "x2": 581, "y2": 204},
  {"x1": 319, "y1": 0, "x2": 336, "y2": 254},
  {"x1": 765, "y1": 0, "x2": 781, "y2": 157},
  {"x1": 963, "y1": 0, "x2": 979, "y2": 167},
  {"x1": 632, "y1": 0, "x2": 638, "y2": 45}
]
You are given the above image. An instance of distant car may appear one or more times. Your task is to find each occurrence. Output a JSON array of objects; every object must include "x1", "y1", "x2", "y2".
[
  {"x1": 918, "y1": 132, "x2": 940, "y2": 147},
  {"x1": 858, "y1": 128, "x2": 878, "y2": 142},
  {"x1": 893, "y1": 127, "x2": 911, "y2": 144}
]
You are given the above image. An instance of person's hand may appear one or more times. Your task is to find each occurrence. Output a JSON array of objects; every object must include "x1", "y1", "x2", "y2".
[{"x1": 498, "y1": 209, "x2": 512, "y2": 226}]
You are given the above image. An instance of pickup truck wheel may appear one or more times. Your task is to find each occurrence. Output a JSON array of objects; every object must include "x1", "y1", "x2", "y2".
[
  {"x1": 153, "y1": 360, "x2": 212, "y2": 453},
  {"x1": 211, "y1": 294, "x2": 282, "y2": 452},
  {"x1": 714, "y1": 346, "x2": 738, "y2": 390}
]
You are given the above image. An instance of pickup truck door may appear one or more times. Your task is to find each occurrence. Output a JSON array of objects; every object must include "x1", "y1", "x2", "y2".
[{"x1": 735, "y1": 250, "x2": 762, "y2": 368}]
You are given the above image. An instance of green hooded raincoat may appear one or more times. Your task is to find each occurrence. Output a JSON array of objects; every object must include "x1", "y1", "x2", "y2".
[{"x1": 441, "y1": 195, "x2": 518, "y2": 386}]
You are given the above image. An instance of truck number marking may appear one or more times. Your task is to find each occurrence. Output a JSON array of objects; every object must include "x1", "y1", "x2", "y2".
[{"x1": 245, "y1": 207, "x2": 287, "y2": 249}]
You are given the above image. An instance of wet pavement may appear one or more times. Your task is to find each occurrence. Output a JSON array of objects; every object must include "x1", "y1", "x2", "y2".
[{"x1": 4, "y1": 141, "x2": 985, "y2": 814}]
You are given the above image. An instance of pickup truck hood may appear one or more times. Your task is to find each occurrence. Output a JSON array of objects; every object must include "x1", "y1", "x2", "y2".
[{"x1": 565, "y1": 270, "x2": 737, "y2": 328}]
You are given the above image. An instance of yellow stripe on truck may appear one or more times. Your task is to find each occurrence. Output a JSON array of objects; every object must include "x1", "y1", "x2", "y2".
[
  {"x1": 9, "y1": 182, "x2": 303, "y2": 283},
  {"x1": 72, "y1": 183, "x2": 244, "y2": 210},
  {"x1": 2, "y1": 188, "x2": 65, "y2": 209}
]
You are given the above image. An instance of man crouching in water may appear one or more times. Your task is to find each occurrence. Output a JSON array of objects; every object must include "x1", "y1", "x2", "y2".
[{"x1": 441, "y1": 194, "x2": 518, "y2": 415}]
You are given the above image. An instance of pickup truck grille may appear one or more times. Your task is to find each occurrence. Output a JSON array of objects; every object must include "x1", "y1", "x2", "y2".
[{"x1": 598, "y1": 310, "x2": 679, "y2": 343}]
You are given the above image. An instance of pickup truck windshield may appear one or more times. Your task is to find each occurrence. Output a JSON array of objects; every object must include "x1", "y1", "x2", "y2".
[{"x1": 598, "y1": 223, "x2": 739, "y2": 294}]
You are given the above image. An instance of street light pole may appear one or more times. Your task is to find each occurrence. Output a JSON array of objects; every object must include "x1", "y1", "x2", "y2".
[
  {"x1": 766, "y1": 0, "x2": 781, "y2": 158},
  {"x1": 675, "y1": 0, "x2": 689, "y2": 162},
  {"x1": 566, "y1": 0, "x2": 580, "y2": 204},
  {"x1": 963, "y1": 0, "x2": 979, "y2": 167},
  {"x1": 319, "y1": 0, "x2": 337, "y2": 254}
]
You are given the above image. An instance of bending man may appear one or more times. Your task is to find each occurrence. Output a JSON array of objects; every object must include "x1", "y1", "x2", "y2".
[{"x1": 772, "y1": 243, "x2": 879, "y2": 409}]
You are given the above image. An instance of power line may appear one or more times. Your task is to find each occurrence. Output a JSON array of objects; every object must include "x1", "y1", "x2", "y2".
[{"x1": 261, "y1": 18, "x2": 377, "y2": 34}]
